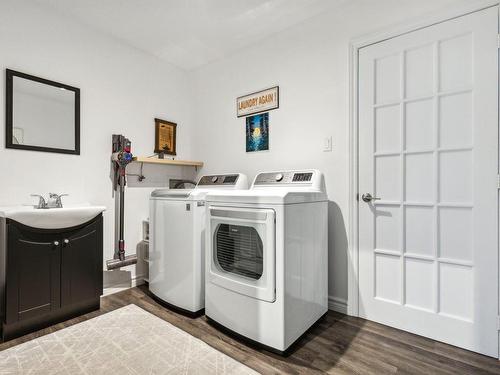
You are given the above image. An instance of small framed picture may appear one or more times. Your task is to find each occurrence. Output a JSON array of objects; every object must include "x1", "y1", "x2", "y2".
[
  {"x1": 154, "y1": 118, "x2": 177, "y2": 155},
  {"x1": 246, "y1": 113, "x2": 269, "y2": 152}
]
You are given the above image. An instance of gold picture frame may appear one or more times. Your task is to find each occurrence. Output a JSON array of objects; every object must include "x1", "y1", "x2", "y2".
[{"x1": 154, "y1": 118, "x2": 177, "y2": 155}]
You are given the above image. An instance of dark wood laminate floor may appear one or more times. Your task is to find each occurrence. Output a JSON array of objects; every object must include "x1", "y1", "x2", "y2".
[{"x1": 1, "y1": 285, "x2": 499, "y2": 374}]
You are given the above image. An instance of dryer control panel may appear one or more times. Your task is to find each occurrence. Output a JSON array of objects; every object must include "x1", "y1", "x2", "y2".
[
  {"x1": 198, "y1": 174, "x2": 241, "y2": 186},
  {"x1": 254, "y1": 171, "x2": 315, "y2": 185}
]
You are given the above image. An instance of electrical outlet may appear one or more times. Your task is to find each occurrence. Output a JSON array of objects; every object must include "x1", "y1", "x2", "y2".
[{"x1": 323, "y1": 136, "x2": 332, "y2": 152}]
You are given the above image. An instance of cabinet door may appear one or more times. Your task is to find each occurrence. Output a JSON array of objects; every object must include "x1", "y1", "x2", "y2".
[
  {"x1": 61, "y1": 216, "x2": 103, "y2": 306},
  {"x1": 6, "y1": 225, "x2": 61, "y2": 324}
]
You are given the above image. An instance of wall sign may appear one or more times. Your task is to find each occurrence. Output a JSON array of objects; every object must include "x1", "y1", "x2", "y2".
[{"x1": 237, "y1": 86, "x2": 279, "y2": 117}]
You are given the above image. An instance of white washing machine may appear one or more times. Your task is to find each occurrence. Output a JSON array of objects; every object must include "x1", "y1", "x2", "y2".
[
  {"x1": 149, "y1": 173, "x2": 248, "y2": 315},
  {"x1": 205, "y1": 169, "x2": 328, "y2": 353}
]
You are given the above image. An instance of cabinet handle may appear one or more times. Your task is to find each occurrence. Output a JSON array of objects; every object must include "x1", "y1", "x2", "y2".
[
  {"x1": 63, "y1": 239, "x2": 70, "y2": 245},
  {"x1": 53, "y1": 241, "x2": 59, "y2": 246}
]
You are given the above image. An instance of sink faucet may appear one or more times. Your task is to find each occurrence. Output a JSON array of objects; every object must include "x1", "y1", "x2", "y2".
[
  {"x1": 31, "y1": 193, "x2": 68, "y2": 209},
  {"x1": 47, "y1": 193, "x2": 68, "y2": 208},
  {"x1": 31, "y1": 194, "x2": 48, "y2": 209}
]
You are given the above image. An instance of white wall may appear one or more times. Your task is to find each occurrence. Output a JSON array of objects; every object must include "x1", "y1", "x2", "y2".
[
  {"x1": 0, "y1": 0, "x2": 480, "y2": 301},
  {"x1": 190, "y1": 0, "x2": 468, "y2": 310},
  {"x1": 0, "y1": 0, "x2": 195, "y2": 285}
]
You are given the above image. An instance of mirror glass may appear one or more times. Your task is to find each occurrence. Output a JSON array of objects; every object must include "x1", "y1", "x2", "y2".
[{"x1": 6, "y1": 70, "x2": 80, "y2": 154}]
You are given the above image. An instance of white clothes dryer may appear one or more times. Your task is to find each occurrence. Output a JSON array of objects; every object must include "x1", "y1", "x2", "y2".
[
  {"x1": 205, "y1": 170, "x2": 328, "y2": 353},
  {"x1": 149, "y1": 173, "x2": 248, "y2": 315}
]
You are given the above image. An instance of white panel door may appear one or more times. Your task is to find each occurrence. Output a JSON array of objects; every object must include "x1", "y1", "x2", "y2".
[{"x1": 358, "y1": 7, "x2": 498, "y2": 357}]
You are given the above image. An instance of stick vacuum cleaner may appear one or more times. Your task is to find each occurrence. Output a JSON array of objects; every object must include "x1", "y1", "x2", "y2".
[{"x1": 106, "y1": 134, "x2": 138, "y2": 270}]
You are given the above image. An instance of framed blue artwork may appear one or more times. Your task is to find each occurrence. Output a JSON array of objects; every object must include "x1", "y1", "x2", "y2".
[{"x1": 246, "y1": 112, "x2": 269, "y2": 152}]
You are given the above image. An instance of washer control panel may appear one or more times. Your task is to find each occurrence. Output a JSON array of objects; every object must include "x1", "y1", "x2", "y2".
[
  {"x1": 198, "y1": 174, "x2": 240, "y2": 186},
  {"x1": 254, "y1": 171, "x2": 314, "y2": 185}
]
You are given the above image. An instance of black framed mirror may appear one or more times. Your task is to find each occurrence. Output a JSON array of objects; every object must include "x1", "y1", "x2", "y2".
[{"x1": 6, "y1": 69, "x2": 80, "y2": 154}]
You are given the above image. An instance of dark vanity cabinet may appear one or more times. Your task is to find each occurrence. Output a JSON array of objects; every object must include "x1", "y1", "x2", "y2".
[{"x1": 1, "y1": 215, "x2": 103, "y2": 341}]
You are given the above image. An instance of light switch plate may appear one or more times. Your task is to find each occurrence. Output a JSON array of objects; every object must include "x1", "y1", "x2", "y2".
[{"x1": 323, "y1": 136, "x2": 332, "y2": 152}]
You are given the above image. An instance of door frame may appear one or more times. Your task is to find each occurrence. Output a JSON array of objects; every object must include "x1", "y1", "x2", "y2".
[{"x1": 348, "y1": 0, "x2": 500, "y2": 330}]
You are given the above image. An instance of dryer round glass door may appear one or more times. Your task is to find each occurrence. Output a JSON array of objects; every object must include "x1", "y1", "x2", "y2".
[{"x1": 215, "y1": 224, "x2": 264, "y2": 280}]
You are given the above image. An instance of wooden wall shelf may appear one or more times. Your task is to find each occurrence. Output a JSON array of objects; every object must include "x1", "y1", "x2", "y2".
[{"x1": 132, "y1": 156, "x2": 203, "y2": 168}]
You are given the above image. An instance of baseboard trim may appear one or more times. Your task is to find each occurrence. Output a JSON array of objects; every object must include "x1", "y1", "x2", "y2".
[
  {"x1": 328, "y1": 295, "x2": 347, "y2": 314},
  {"x1": 104, "y1": 277, "x2": 348, "y2": 315},
  {"x1": 103, "y1": 274, "x2": 145, "y2": 296},
  {"x1": 131, "y1": 275, "x2": 145, "y2": 287}
]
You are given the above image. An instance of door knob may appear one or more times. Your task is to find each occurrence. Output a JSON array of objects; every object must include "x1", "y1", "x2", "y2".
[{"x1": 361, "y1": 193, "x2": 381, "y2": 203}]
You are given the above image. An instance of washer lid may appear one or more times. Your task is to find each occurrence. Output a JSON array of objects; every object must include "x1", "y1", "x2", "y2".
[
  {"x1": 151, "y1": 173, "x2": 249, "y2": 200},
  {"x1": 150, "y1": 189, "x2": 193, "y2": 199}
]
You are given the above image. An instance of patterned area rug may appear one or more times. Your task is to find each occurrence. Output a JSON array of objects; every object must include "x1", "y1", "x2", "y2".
[{"x1": 0, "y1": 304, "x2": 258, "y2": 374}]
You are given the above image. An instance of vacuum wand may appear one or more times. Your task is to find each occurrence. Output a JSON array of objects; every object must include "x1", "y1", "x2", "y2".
[
  {"x1": 106, "y1": 254, "x2": 138, "y2": 270},
  {"x1": 106, "y1": 135, "x2": 138, "y2": 270}
]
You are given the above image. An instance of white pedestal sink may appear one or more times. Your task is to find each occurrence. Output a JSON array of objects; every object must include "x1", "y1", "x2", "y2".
[{"x1": 0, "y1": 204, "x2": 106, "y2": 229}]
